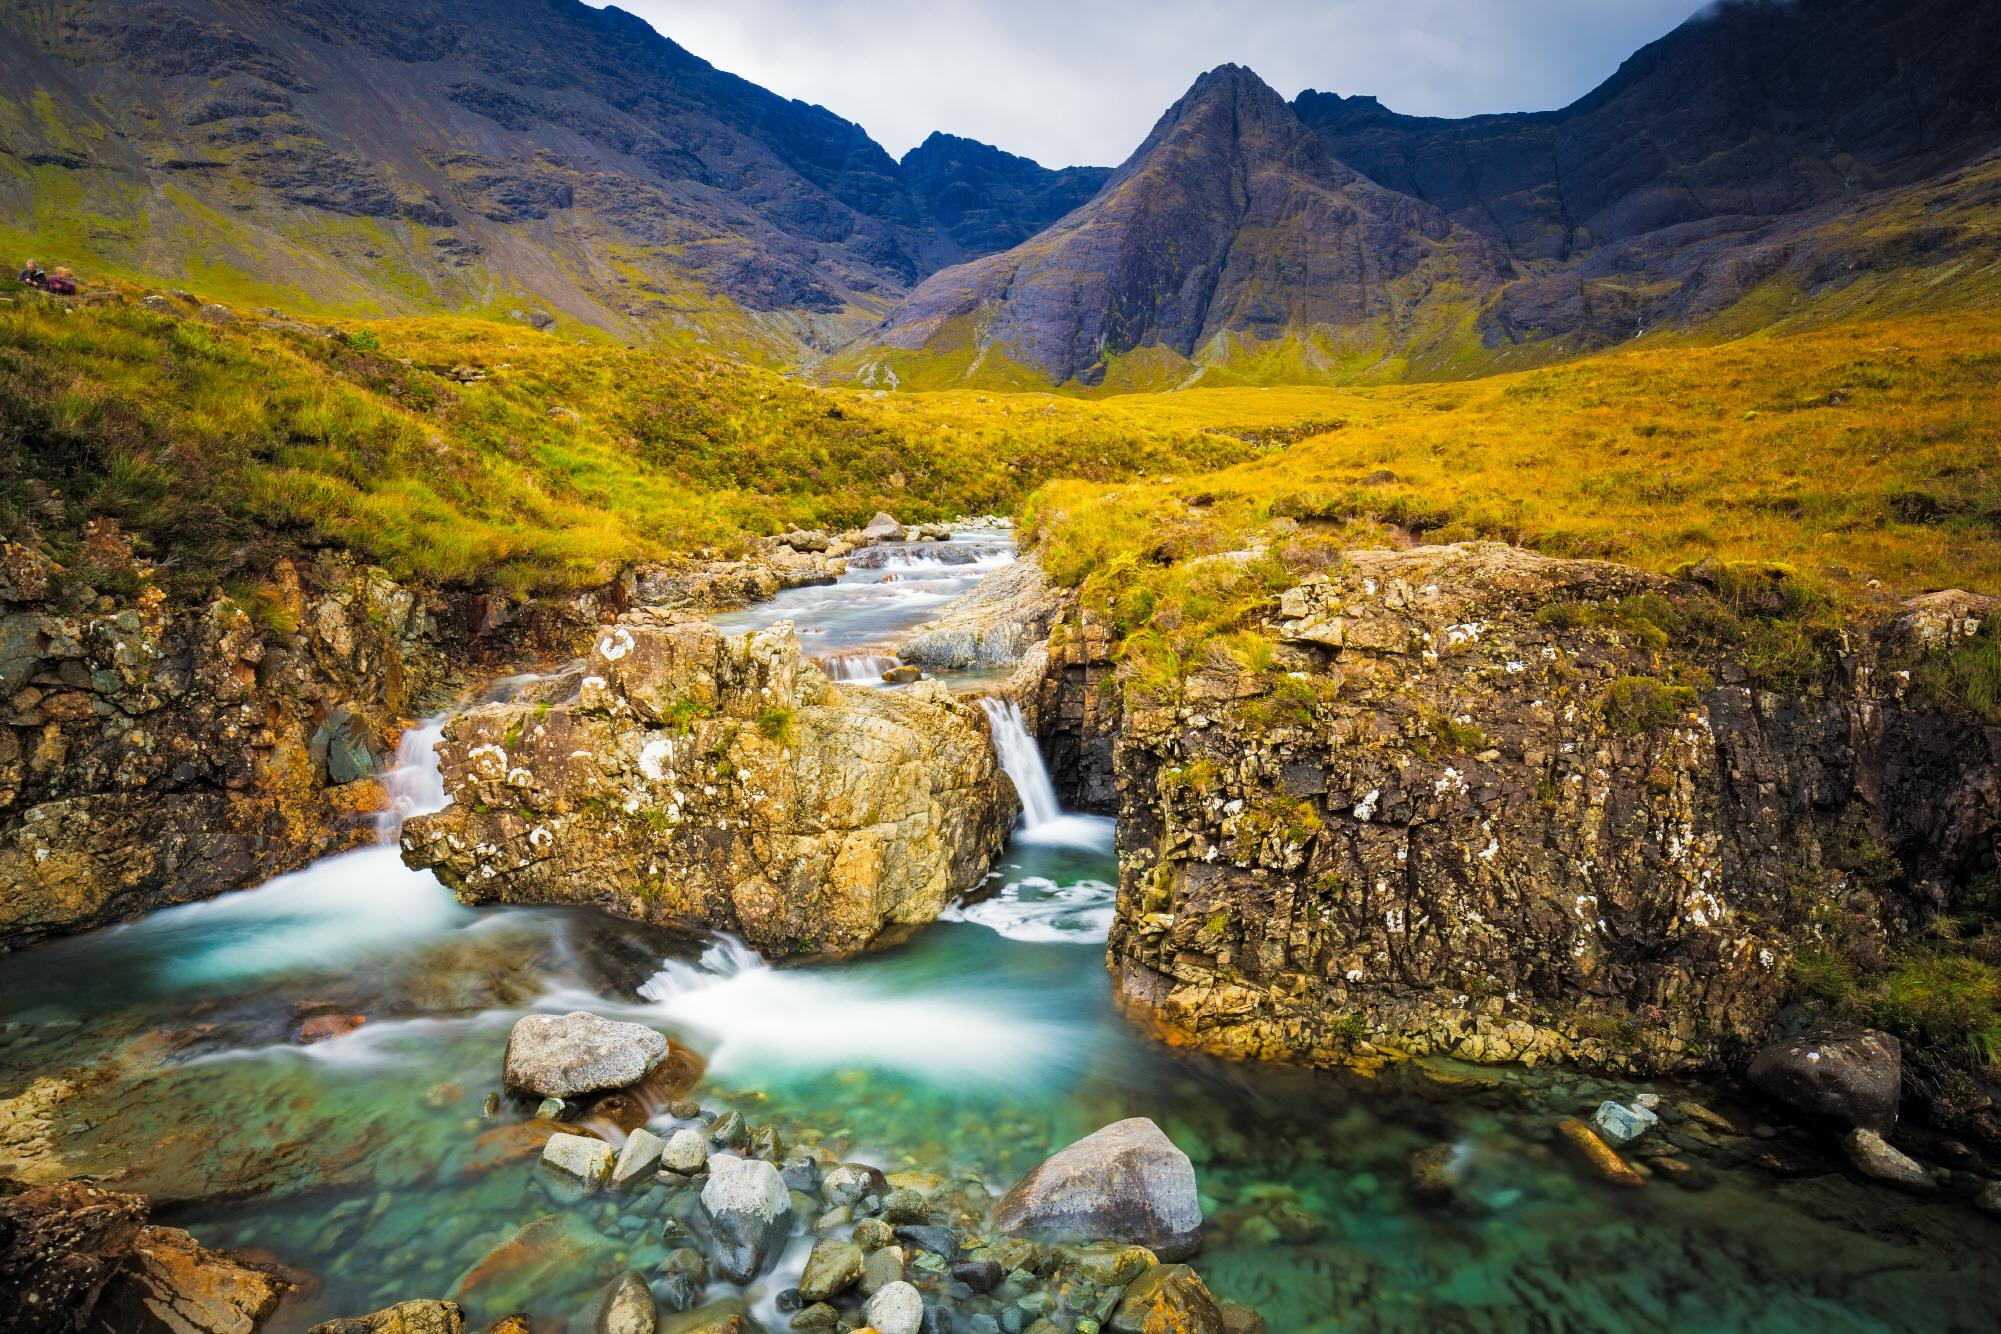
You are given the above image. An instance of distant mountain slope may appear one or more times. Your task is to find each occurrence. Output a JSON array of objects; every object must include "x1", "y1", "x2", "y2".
[
  {"x1": 0, "y1": 0, "x2": 1102, "y2": 355},
  {"x1": 848, "y1": 0, "x2": 2001, "y2": 390},
  {"x1": 844, "y1": 67, "x2": 1511, "y2": 390},
  {"x1": 1297, "y1": 0, "x2": 2001, "y2": 264},
  {"x1": 901, "y1": 133, "x2": 1111, "y2": 259}
]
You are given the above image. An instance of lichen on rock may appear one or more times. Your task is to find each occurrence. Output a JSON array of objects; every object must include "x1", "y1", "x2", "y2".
[{"x1": 400, "y1": 609, "x2": 1015, "y2": 955}]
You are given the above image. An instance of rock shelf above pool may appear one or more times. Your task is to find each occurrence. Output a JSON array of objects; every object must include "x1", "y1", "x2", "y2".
[{"x1": 400, "y1": 609, "x2": 1017, "y2": 955}]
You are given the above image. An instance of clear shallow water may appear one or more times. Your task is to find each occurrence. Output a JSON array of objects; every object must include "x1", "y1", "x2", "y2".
[{"x1": 4, "y1": 541, "x2": 2000, "y2": 1332}]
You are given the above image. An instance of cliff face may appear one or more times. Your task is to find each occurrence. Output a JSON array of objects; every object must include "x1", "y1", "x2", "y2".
[
  {"x1": 1056, "y1": 543, "x2": 2000, "y2": 1074},
  {"x1": 855, "y1": 66, "x2": 1510, "y2": 389},
  {"x1": 401, "y1": 610, "x2": 1016, "y2": 956},
  {"x1": 0, "y1": 523, "x2": 629, "y2": 949}
]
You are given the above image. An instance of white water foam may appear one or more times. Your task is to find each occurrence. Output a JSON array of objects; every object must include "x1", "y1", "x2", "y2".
[
  {"x1": 623, "y1": 938, "x2": 1065, "y2": 1084},
  {"x1": 942, "y1": 875, "x2": 1117, "y2": 943},
  {"x1": 819, "y1": 652, "x2": 899, "y2": 684}
]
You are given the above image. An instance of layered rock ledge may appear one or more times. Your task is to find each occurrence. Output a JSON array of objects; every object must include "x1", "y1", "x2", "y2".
[
  {"x1": 401, "y1": 611, "x2": 1015, "y2": 955},
  {"x1": 1093, "y1": 542, "x2": 2001, "y2": 1074}
]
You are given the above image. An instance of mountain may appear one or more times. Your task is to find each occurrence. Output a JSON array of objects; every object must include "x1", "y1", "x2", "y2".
[
  {"x1": 0, "y1": 0, "x2": 1103, "y2": 356},
  {"x1": 845, "y1": 66, "x2": 1511, "y2": 390},
  {"x1": 901, "y1": 133, "x2": 1111, "y2": 260},
  {"x1": 851, "y1": 0, "x2": 2001, "y2": 389}
]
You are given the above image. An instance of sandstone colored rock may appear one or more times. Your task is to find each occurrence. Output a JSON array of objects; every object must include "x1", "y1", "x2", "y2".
[
  {"x1": 993, "y1": 1118, "x2": 1202, "y2": 1259},
  {"x1": 1748, "y1": 1026, "x2": 1901, "y2": 1132},
  {"x1": 1555, "y1": 1119, "x2": 1645, "y2": 1188},
  {"x1": 309, "y1": 1301, "x2": 466, "y2": 1334},
  {"x1": 799, "y1": 1237, "x2": 865, "y2": 1300},
  {"x1": 613, "y1": 1127, "x2": 667, "y2": 1188},
  {"x1": 595, "y1": 1271, "x2": 658, "y2": 1334},
  {"x1": 0, "y1": 1181, "x2": 288, "y2": 1334},
  {"x1": 402, "y1": 612, "x2": 1013, "y2": 956},
  {"x1": 1843, "y1": 1129, "x2": 1935, "y2": 1192},
  {"x1": 504, "y1": 1011, "x2": 669, "y2": 1098},
  {"x1": 662, "y1": 1127, "x2": 709, "y2": 1174},
  {"x1": 863, "y1": 1280, "x2": 924, "y2": 1334},
  {"x1": 1108, "y1": 1264, "x2": 1225, "y2": 1334},
  {"x1": 862, "y1": 512, "x2": 905, "y2": 541},
  {"x1": 542, "y1": 1132, "x2": 615, "y2": 1188}
]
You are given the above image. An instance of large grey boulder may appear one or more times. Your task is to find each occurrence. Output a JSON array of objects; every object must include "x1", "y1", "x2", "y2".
[
  {"x1": 700, "y1": 1153, "x2": 792, "y2": 1282},
  {"x1": 993, "y1": 1118, "x2": 1202, "y2": 1259},
  {"x1": 503, "y1": 1011, "x2": 669, "y2": 1098},
  {"x1": 899, "y1": 558, "x2": 1058, "y2": 670},
  {"x1": 862, "y1": 512, "x2": 905, "y2": 541},
  {"x1": 1747, "y1": 1025, "x2": 1901, "y2": 1132}
]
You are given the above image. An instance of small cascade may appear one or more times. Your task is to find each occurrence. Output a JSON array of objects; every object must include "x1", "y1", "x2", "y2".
[
  {"x1": 819, "y1": 652, "x2": 899, "y2": 684},
  {"x1": 979, "y1": 697, "x2": 1062, "y2": 828},
  {"x1": 375, "y1": 719, "x2": 449, "y2": 842}
]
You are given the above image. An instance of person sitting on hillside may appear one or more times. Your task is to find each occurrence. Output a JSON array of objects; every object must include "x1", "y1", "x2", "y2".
[
  {"x1": 16, "y1": 260, "x2": 46, "y2": 288},
  {"x1": 42, "y1": 266, "x2": 77, "y2": 296}
]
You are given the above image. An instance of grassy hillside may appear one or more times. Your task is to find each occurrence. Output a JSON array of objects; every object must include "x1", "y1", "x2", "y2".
[{"x1": 0, "y1": 291, "x2": 1266, "y2": 597}]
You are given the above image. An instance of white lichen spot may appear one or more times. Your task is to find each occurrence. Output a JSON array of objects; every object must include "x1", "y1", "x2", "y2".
[
  {"x1": 597, "y1": 627, "x2": 636, "y2": 661},
  {"x1": 528, "y1": 826, "x2": 553, "y2": 849},
  {"x1": 638, "y1": 736, "x2": 673, "y2": 782},
  {"x1": 1353, "y1": 789, "x2": 1380, "y2": 821},
  {"x1": 1345, "y1": 968, "x2": 1365, "y2": 983},
  {"x1": 1505, "y1": 660, "x2": 1526, "y2": 674},
  {"x1": 1433, "y1": 766, "x2": 1469, "y2": 796},
  {"x1": 1444, "y1": 622, "x2": 1484, "y2": 646}
]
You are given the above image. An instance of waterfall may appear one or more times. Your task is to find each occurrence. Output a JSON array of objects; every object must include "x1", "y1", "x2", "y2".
[
  {"x1": 375, "y1": 719, "x2": 449, "y2": 842},
  {"x1": 979, "y1": 697, "x2": 1062, "y2": 829},
  {"x1": 820, "y1": 652, "x2": 899, "y2": 684}
]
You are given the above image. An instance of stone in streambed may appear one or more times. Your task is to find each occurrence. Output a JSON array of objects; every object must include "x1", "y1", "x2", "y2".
[
  {"x1": 862, "y1": 512, "x2": 905, "y2": 541},
  {"x1": 613, "y1": 1127, "x2": 666, "y2": 1188},
  {"x1": 864, "y1": 1280, "x2": 924, "y2": 1334},
  {"x1": 952, "y1": 1258, "x2": 1003, "y2": 1293},
  {"x1": 993, "y1": 1118, "x2": 1202, "y2": 1259},
  {"x1": 700, "y1": 1154, "x2": 792, "y2": 1283},
  {"x1": 823, "y1": 1162, "x2": 889, "y2": 1207},
  {"x1": 1554, "y1": 1119, "x2": 1644, "y2": 1188},
  {"x1": 660, "y1": 1300, "x2": 760, "y2": 1333},
  {"x1": 1748, "y1": 1025, "x2": 1901, "y2": 1132},
  {"x1": 544, "y1": 1132, "x2": 615, "y2": 1188},
  {"x1": 879, "y1": 1187, "x2": 928, "y2": 1223},
  {"x1": 663, "y1": 1127, "x2": 709, "y2": 1174},
  {"x1": 859, "y1": 1244, "x2": 905, "y2": 1294},
  {"x1": 308, "y1": 1300, "x2": 467, "y2": 1333},
  {"x1": 1108, "y1": 1264, "x2": 1224, "y2": 1334},
  {"x1": 1843, "y1": 1128, "x2": 1935, "y2": 1191},
  {"x1": 453, "y1": 1213, "x2": 615, "y2": 1311},
  {"x1": 798, "y1": 1236, "x2": 864, "y2": 1300},
  {"x1": 596, "y1": 1271, "x2": 658, "y2": 1334},
  {"x1": 790, "y1": 1304, "x2": 839, "y2": 1332},
  {"x1": 1408, "y1": 1142, "x2": 1465, "y2": 1202},
  {"x1": 851, "y1": 1216, "x2": 895, "y2": 1250},
  {"x1": 504, "y1": 1011, "x2": 669, "y2": 1099}
]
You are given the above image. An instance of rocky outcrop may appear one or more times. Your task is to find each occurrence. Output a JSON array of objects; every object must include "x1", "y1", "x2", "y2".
[
  {"x1": 1096, "y1": 542, "x2": 2001, "y2": 1075},
  {"x1": 401, "y1": 610, "x2": 1015, "y2": 955},
  {"x1": 993, "y1": 1118, "x2": 1202, "y2": 1260},
  {"x1": 1748, "y1": 1026, "x2": 1903, "y2": 1132},
  {"x1": 900, "y1": 558, "x2": 1059, "y2": 670},
  {"x1": 0, "y1": 524, "x2": 636, "y2": 949},
  {"x1": 0, "y1": 1180, "x2": 288, "y2": 1333},
  {"x1": 1011, "y1": 610, "x2": 1121, "y2": 813}
]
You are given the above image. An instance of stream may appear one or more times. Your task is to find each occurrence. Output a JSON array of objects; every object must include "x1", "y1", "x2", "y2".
[{"x1": 3, "y1": 530, "x2": 1999, "y2": 1331}]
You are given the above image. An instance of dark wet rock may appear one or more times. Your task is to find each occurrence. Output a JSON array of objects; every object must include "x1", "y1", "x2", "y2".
[
  {"x1": 1749, "y1": 1026, "x2": 1902, "y2": 1132},
  {"x1": 798, "y1": 1237, "x2": 864, "y2": 1301},
  {"x1": 789, "y1": 1303, "x2": 839, "y2": 1332},
  {"x1": 893, "y1": 1225, "x2": 957, "y2": 1259},
  {"x1": 709, "y1": 1111, "x2": 747, "y2": 1147},
  {"x1": 780, "y1": 1155, "x2": 821, "y2": 1193},
  {"x1": 851, "y1": 1217, "x2": 895, "y2": 1250},
  {"x1": 993, "y1": 1118, "x2": 1202, "y2": 1259},
  {"x1": 1062, "y1": 1241, "x2": 1156, "y2": 1286},
  {"x1": 1108, "y1": 1264, "x2": 1224, "y2": 1334},
  {"x1": 1218, "y1": 1302, "x2": 1267, "y2": 1334},
  {"x1": 1843, "y1": 1129, "x2": 1935, "y2": 1191},
  {"x1": 658, "y1": 1300, "x2": 759, "y2": 1334},
  {"x1": 595, "y1": 1271, "x2": 658, "y2": 1334},
  {"x1": 700, "y1": 1154, "x2": 791, "y2": 1283},
  {"x1": 952, "y1": 1259, "x2": 1004, "y2": 1293},
  {"x1": 0, "y1": 1180, "x2": 288, "y2": 1334},
  {"x1": 1408, "y1": 1143, "x2": 1465, "y2": 1202},
  {"x1": 503, "y1": 1011, "x2": 669, "y2": 1098},
  {"x1": 309, "y1": 1301, "x2": 466, "y2": 1334}
]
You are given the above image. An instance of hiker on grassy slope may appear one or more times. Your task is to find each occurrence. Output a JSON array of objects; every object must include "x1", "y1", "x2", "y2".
[
  {"x1": 16, "y1": 260, "x2": 45, "y2": 288},
  {"x1": 43, "y1": 266, "x2": 76, "y2": 295}
]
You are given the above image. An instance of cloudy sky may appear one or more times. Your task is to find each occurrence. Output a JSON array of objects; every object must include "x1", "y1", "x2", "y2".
[{"x1": 600, "y1": 0, "x2": 1707, "y2": 167}]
